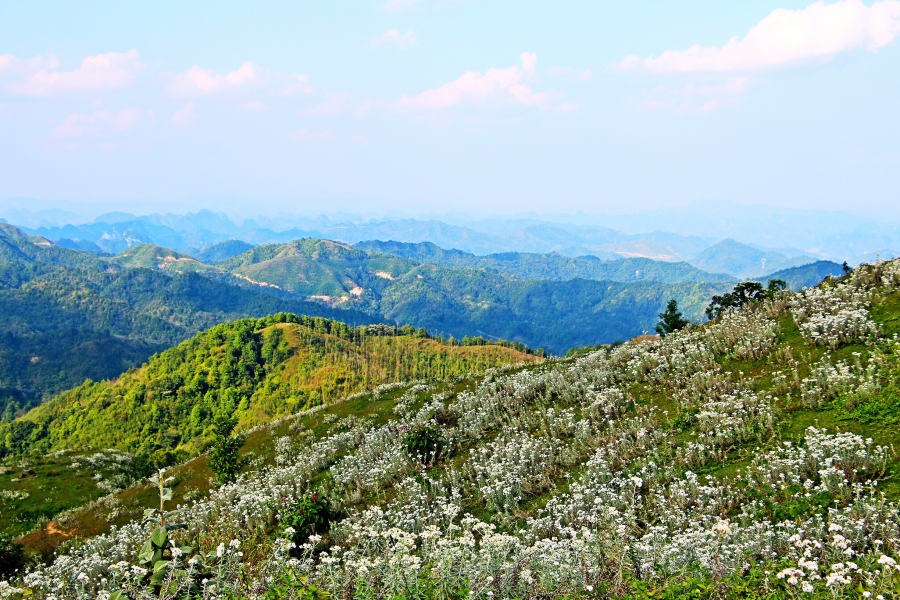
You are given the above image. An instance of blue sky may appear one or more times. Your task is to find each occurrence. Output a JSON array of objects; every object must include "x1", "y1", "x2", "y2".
[{"x1": 0, "y1": 0, "x2": 898, "y2": 217}]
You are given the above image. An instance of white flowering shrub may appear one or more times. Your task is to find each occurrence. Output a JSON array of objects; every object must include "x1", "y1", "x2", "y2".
[
  {"x1": 790, "y1": 281, "x2": 880, "y2": 348},
  {"x1": 7, "y1": 258, "x2": 900, "y2": 599}
]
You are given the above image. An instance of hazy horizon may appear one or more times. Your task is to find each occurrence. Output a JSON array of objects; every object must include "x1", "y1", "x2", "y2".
[{"x1": 2, "y1": 1, "x2": 899, "y2": 216}]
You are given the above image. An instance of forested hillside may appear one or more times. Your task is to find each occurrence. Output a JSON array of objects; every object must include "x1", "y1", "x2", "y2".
[
  {"x1": 758, "y1": 259, "x2": 845, "y2": 289},
  {"x1": 0, "y1": 224, "x2": 372, "y2": 414},
  {"x1": 216, "y1": 238, "x2": 735, "y2": 352},
  {"x1": 4, "y1": 259, "x2": 900, "y2": 599},
  {"x1": 1, "y1": 313, "x2": 537, "y2": 458},
  {"x1": 355, "y1": 240, "x2": 735, "y2": 283}
]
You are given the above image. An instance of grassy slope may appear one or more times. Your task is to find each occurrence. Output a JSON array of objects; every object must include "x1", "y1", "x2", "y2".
[
  {"x1": 0, "y1": 322, "x2": 537, "y2": 540},
  {"x1": 111, "y1": 243, "x2": 221, "y2": 274},
  {"x1": 13, "y1": 274, "x2": 900, "y2": 574}
]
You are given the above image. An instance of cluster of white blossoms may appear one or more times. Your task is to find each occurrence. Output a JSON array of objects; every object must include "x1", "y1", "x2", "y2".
[
  {"x1": 790, "y1": 275, "x2": 880, "y2": 348},
  {"x1": 7, "y1": 259, "x2": 900, "y2": 599}
]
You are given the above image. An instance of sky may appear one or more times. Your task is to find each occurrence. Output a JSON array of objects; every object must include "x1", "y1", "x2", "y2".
[{"x1": 1, "y1": 0, "x2": 898, "y2": 217}]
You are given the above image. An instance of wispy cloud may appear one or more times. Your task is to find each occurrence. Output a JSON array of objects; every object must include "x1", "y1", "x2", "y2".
[
  {"x1": 171, "y1": 102, "x2": 196, "y2": 125},
  {"x1": 372, "y1": 28, "x2": 417, "y2": 48},
  {"x1": 396, "y1": 52, "x2": 573, "y2": 112},
  {"x1": 618, "y1": 0, "x2": 900, "y2": 74},
  {"x1": 3, "y1": 51, "x2": 142, "y2": 96},
  {"x1": 166, "y1": 62, "x2": 312, "y2": 98},
  {"x1": 52, "y1": 107, "x2": 145, "y2": 138}
]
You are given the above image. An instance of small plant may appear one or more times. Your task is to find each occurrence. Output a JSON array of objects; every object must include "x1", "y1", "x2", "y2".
[
  {"x1": 403, "y1": 425, "x2": 446, "y2": 464},
  {"x1": 207, "y1": 415, "x2": 247, "y2": 484},
  {"x1": 282, "y1": 493, "x2": 335, "y2": 546}
]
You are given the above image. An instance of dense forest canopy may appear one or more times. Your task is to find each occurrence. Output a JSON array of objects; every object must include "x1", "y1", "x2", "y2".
[{"x1": 0, "y1": 312, "x2": 538, "y2": 458}]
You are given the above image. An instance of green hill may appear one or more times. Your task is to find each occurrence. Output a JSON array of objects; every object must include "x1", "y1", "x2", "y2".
[
  {"x1": 219, "y1": 238, "x2": 735, "y2": 353},
  {"x1": 689, "y1": 238, "x2": 815, "y2": 278},
  {"x1": 0, "y1": 225, "x2": 373, "y2": 412},
  {"x1": 0, "y1": 314, "x2": 537, "y2": 535},
  {"x1": 111, "y1": 243, "x2": 220, "y2": 274},
  {"x1": 5, "y1": 259, "x2": 900, "y2": 599},
  {"x1": 194, "y1": 239, "x2": 256, "y2": 264},
  {"x1": 759, "y1": 259, "x2": 846, "y2": 289},
  {"x1": 355, "y1": 239, "x2": 735, "y2": 283}
]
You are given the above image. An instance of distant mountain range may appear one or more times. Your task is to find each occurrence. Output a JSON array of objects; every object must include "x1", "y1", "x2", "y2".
[
  {"x1": 1, "y1": 208, "x2": 848, "y2": 278},
  {"x1": 354, "y1": 240, "x2": 735, "y2": 283},
  {"x1": 0, "y1": 223, "x2": 372, "y2": 407},
  {"x1": 2, "y1": 199, "x2": 896, "y2": 264}
]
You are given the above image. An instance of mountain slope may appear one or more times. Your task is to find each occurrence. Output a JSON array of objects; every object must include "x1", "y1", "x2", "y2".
[
  {"x1": 112, "y1": 243, "x2": 220, "y2": 273},
  {"x1": 6, "y1": 260, "x2": 900, "y2": 598},
  {"x1": 219, "y1": 238, "x2": 735, "y2": 352},
  {"x1": 355, "y1": 239, "x2": 735, "y2": 283},
  {"x1": 689, "y1": 237, "x2": 814, "y2": 278},
  {"x1": 1, "y1": 313, "x2": 538, "y2": 459},
  {"x1": 194, "y1": 239, "x2": 256, "y2": 264},
  {"x1": 0, "y1": 225, "x2": 374, "y2": 406},
  {"x1": 759, "y1": 259, "x2": 845, "y2": 289}
]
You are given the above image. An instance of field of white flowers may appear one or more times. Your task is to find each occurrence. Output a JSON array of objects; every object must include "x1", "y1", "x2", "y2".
[{"x1": 4, "y1": 259, "x2": 900, "y2": 599}]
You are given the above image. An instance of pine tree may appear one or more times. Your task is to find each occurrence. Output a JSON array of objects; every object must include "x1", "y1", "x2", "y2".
[{"x1": 655, "y1": 300, "x2": 690, "y2": 336}]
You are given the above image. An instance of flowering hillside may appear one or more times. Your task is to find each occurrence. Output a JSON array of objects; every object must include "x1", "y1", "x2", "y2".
[{"x1": 4, "y1": 260, "x2": 900, "y2": 599}]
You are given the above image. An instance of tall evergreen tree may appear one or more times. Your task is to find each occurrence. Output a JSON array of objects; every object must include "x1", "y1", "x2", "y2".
[{"x1": 655, "y1": 300, "x2": 689, "y2": 336}]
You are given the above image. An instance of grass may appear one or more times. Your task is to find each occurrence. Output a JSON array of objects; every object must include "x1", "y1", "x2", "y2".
[{"x1": 9, "y1": 284, "x2": 900, "y2": 586}]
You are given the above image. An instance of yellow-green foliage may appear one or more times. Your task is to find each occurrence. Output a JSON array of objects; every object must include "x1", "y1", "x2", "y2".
[{"x1": 3, "y1": 313, "x2": 538, "y2": 457}]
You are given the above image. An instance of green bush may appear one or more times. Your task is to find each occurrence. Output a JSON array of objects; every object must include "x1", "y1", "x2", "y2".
[
  {"x1": 282, "y1": 493, "x2": 335, "y2": 546},
  {"x1": 0, "y1": 532, "x2": 27, "y2": 579},
  {"x1": 207, "y1": 415, "x2": 246, "y2": 484},
  {"x1": 403, "y1": 425, "x2": 446, "y2": 464}
]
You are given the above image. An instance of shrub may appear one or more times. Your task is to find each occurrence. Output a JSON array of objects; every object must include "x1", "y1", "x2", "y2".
[
  {"x1": 282, "y1": 493, "x2": 334, "y2": 546},
  {"x1": 403, "y1": 425, "x2": 446, "y2": 464},
  {"x1": 0, "y1": 533, "x2": 27, "y2": 579}
]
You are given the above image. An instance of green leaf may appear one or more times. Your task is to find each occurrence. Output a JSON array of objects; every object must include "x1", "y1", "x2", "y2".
[
  {"x1": 138, "y1": 539, "x2": 154, "y2": 564},
  {"x1": 151, "y1": 527, "x2": 168, "y2": 547},
  {"x1": 108, "y1": 591, "x2": 128, "y2": 600}
]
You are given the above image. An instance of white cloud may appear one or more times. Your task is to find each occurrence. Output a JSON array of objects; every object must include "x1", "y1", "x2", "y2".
[
  {"x1": 373, "y1": 28, "x2": 417, "y2": 48},
  {"x1": 618, "y1": 0, "x2": 900, "y2": 74},
  {"x1": 290, "y1": 128, "x2": 334, "y2": 141},
  {"x1": 52, "y1": 108, "x2": 144, "y2": 138},
  {"x1": 171, "y1": 102, "x2": 196, "y2": 125},
  {"x1": 167, "y1": 61, "x2": 260, "y2": 98},
  {"x1": 166, "y1": 62, "x2": 312, "y2": 98},
  {"x1": 352, "y1": 134, "x2": 373, "y2": 144},
  {"x1": 396, "y1": 52, "x2": 568, "y2": 112},
  {"x1": 5, "y1": 51, "x2": 142, "y2": 96},
  {"x1": 0, "y1": 54, "x2": 60, "y2": 78}
]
